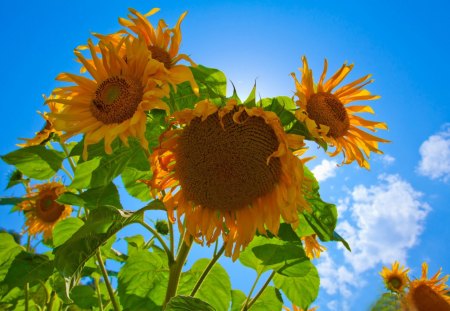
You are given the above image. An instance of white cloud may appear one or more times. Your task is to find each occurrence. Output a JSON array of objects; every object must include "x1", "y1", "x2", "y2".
[
  {"x1": 317, "y1": 174, "x2": 430, "y2": 310},
  {"x1": 379, "y1": 154, "x2": 396, "y2": 166},
  {"x1": 417, "y1": 124, "x2": 450, "y2": 181},
  {"x1": 312, "y1": 159, "x2": 338, "y2": 182}
]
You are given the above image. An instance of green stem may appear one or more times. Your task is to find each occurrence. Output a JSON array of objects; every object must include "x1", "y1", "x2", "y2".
[
  {"x1": 163, "y1": 238, "x2": 193, "y2": 308},
  {"x1": 60, "y1": 165, "x2": 73, "y2": 181},
  {"x1": 94, "y1": 275, "x2": 104, "y2": 311},
  {"x1": 47, "y1": 291, "x2": 56, "y2": 311},
  {"x1": 24, "y1": 283, "x2": 29, "y2": 311},
  {"x1": 96, "y1": 251, "x2": 120, "y2": 311},
  {"x1": 241, "y1": 273, "x2": 262, "y2": 311},
  {"x1": 138, "y1": 220, "x2": 174, "y2": 264},
  {"x1": 59, "y1": 142, "x2": 76, "y2": 172},
  {"x1": 190, "y1": 244, "x2": 226, "y2": 297},
  {"x1": 246, "y1": 271, "x2": 276, "y2": 310},
  {"x1": 168, "y1": 216, "x2": 174, "y2": 254}
]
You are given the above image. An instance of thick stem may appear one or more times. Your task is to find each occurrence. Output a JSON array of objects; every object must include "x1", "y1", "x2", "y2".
[
  {"x1": 138, "y1": 221, "x2": 174, "y2": 264},
  {"x1": 190, "y1": 244, "x2": 226, "y2": 297},
  {"x1": 163, "y1": 239, "x2": 193, "y2": 308},
  {"x1": 246, "y1": 271, "x2": 276, "y2": 310},
  {"x1": 94, "y1": 275, "x2": 104, "y2": 311},
  {"x1": 96, "y1": 251, "x2": 120, "y2": 311}
]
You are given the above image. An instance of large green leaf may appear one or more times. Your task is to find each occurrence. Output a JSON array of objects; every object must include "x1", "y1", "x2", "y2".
[
  {"x1": 3, "y1": 252, "x2": 54, "y2": 289},
  {"x1": 230, "y1": 289, "x2": 246, "y2": 311},
  {"x1": 52, "y1": 218, "x2": 85, "y2": 248},
  {"x1": 71, "y1": 285, "x2": 98, "y2": 309},
  {"x1": 166, "y1": 295, "x2": 215, "y2": 311},
  {"x1": 53, "y1": 201, "x2": 164, "y2": 278},
  {"x1": 178, "y1": 259, "x2": 232, "y2": 311},
  {"x1": 0, "y1": 233, "x2": 23, "y2": 284},
  {"x1": 58, "y1": 183, "x2": 122, "y2": 210},
  {"x1": 273, "y1": 261, "x2": 319, "y2": 309},
  {"x1": 118, "y1": 250, "x2": 169, "y2": 310},
  {"x1": 239, "y1": 233, "x2": 308, "y2": 276},
  {"x1": 1, "y1": 146, "x2": 64, "y2": 180},
  {"x1": 260, "y1": 96, "x2": 297, "y2": 127},
  {"x1": 0, "y1": 197, "x2": 27, "y2": 206}
]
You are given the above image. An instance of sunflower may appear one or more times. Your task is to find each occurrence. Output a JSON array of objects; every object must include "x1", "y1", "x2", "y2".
[
  {"x1": 283, "y1": 305, "x2": 318, "y2": 311},
  {"x1": 18, "y1": 99, "x2": 63, "y2": 147},
  {"x1": 109, "y1": 8, "x2": 198, "y2": 94},
  {"x1": 148, "y1": 99, "x2": 310, "y2": 260},
  {"x1": 49, "y1": 37, "x2": 169, "y2": 159},
  {"x1": 292, "y1": 56, "x2": 389, "y2": 169},
  {"x1": 403, "y1": 262, "x2": 450, "y2": 311},
  {"x1": 380, "y1": 261, "x2": 410, "y2": 293},
  {"x1": 18, "y1": 182, "x2": 72, "y2": 240},
  {"x1": 302, "y1": 234, "x2": 326, "y2": 259}
]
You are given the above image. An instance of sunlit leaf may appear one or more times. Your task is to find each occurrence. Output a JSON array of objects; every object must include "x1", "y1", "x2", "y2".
[
  {"x1": 52, "y1": 218, "x2": 84, "y2": 247},
  {"x1": 248, "y1": 286, "x2": 283, "y2": 311},
  {"x1": 166, "y1": 295, "x2": 215, "y2": 311}
]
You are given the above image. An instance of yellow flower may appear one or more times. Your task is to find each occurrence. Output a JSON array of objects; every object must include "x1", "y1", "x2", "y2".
[
  {"x1": 114, "y1": 8, "x2": 198, "y2": 94},
  {"x1": 292, "y1": 56, "x2": 389, "y2": 169},
  {"x1": 380, "y1": 261, "x2": 410, "y2": 293},
  {"x1": 302, "y1": 234, "x2": 326, "y2": 259},
  {"x1": 18, "y1": 182, "x2": 72, "y2": 240},
  {"x1": 403, "y1": 262, "x2": 450, "y2": 311},
  {"x1": 17, "y1": 99, "x2": 63, "y2": 147},
  {"x1": 283, "y1": 305, "x2": 318, "y2": 311},
  {"x1": 49, "y1": 37, "x2": 169, "y2": 159},
  {"x1": 147, "y1": 99, "x2": 310, "y2": 260}
]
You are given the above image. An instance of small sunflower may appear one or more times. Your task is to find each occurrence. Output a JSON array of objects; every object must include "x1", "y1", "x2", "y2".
[
  {"x1": 292, "y1": 56, "x2": 389, "y2": 169},
  {"x1": 380, "y1": 261, "x2": 410, "y2": 293},
  {"x1": 18, "y1": 182, "x2": 72, "y2": 240},
  {"x1": 49, "y1": 37, "x2": 169, "y2": 159},
  {"x1": 18, "y1": 99, "x2": 63, "y2": 147},
  {"x1": 147, "y1": 99, "x2": 310, "y2": 260},
  {"x1": 302, "y1": 234, "x2": 326, "y2": 259},
  {"x1": 403, "y1": 262, "x2": 450, "y2": 311},
  {"x1": 115, "y1": 8, "x2": 198, "y2": 94}
]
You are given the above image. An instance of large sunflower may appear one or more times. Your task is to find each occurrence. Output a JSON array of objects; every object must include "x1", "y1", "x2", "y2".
[
  {"x1": 18, "y1": 182, "x2": 72, "y2": 240},
  {"x1": 49, "y1": 37, "x2": 169, "y2": 159},
  {"x1": 292, "y1": 56, "x2": 389, "y2": 169},
  {"x1": 96, "y1": 8, "x2": 198, "y2": 94},
  {"x1": 18, "y1": 99, "x2": 63, "y2": 147},
  {"x1": 148, "y1": 99, "x2": 310, "y2": 260},
  {"x1": 380, "y1": 261, "x2": 410, "y2": 293},
  {"x1": 403, "y1": 262, "x2": 450, "y2": 311}
]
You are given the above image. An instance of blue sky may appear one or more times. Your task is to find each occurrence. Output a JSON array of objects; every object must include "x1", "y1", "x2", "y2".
[{"x1": 1, "y1": 0, "x2": 450, "y2": 310}]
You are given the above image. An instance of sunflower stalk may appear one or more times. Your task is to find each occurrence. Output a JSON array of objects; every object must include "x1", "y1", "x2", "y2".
[
  {"x1": 246, "y1": 270, "x2": 276, "y2": 310},
  {"x1": 96, "y1": 250, "x2": 120, "y2": 311},
  {"x1": 94, "y1": 274, "x2": 104, "y2": 311},
  {"x1": 190, "y1": 243, "x2": 226, "y2": 297},
  {"x1": 163, "y1": 238, "x2": 193, "y2": 308},
  {"x1": 241, "y1": 272, "x2": 262, "y2": 311}
]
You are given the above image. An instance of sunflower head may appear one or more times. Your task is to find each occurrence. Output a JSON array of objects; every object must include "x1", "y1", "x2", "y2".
[
  {"x1": 148, "y1": 99, "x2": 310, "y2": 260},
  {"x1": 50, "y1": 36, "x2": 169, "y2": 159},
  {"x1": 118, "y1": 8, "x2": 199, "y2": 94},
  {"x1": 292, "y1": 56, "x2": 389, "y2": 169},
  {"x1": 403, "y1": 262, "x2": 450, "y2": 311},
  {"x1": 302, "y1": 234, "x2": 326, "y2": 259},
  {"x1": 18, "y1": 182, "x2": 72, "y2": 240},
  {"x1": 380, "y1": 261, "x2": 410, "y2": 293}
]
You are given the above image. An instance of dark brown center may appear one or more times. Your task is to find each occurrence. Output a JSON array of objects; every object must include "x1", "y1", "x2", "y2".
[
  {"x1": 176, "y1": 109, "x2": 282, "y2": 211},
  {"x1": 388, "y1": 276, "x2": 402, "y2": 290},
  {"x1": 149, "y1": 46, "x2": 172, "y2": 69},
  {"x1": 411, "y1": 284, "x2": 450, "y2": 311},
  {"x1": 91, "y1": 76, "x2": 143, "y2": 124},
  {"x1": 35, "y1": 190, "x2": 65, "y2": 223},
  {"x1": 306, "y1": 92, "x2": 350, "y2": 138}
]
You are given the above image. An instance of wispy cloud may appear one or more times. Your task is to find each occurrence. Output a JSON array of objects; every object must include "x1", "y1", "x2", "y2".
[
  {"x1": 417, "y1": 124, "x2": 450, "y2": 182},
  {"x1": 378, "y1": 154, "x2": 396, "y2": 166},
  {"x1": 317, "y1": 174, "x2": 430, "y2": 310},
  {"x1": 312, "y1": 159, "x2": 338, "y2": 182}
]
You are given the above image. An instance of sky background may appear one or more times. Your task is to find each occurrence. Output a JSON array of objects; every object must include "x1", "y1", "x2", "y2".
[{"x1": 1, "y1": 0, "x2": 450, "y2": 310}]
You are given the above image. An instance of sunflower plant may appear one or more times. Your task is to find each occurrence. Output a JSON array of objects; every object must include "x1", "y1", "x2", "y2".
[{"x1": 0, "y1": 7, "x2": 388, "y2": 311}]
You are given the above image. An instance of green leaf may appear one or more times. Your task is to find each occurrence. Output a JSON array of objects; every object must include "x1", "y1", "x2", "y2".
[
  {"x1": 239, "y1": 235, "x2": 308, "y2": 276},
  {"x1": 118, "y1": 250, "x2": 169, "y2": 310},
  {"x1": 1, "y1": 146, "x2": 64, "y2": 180},
  {"x1": 243, "y1": 82, "x2": 256, "y2": 108},
  {"x1": 0, "y1": 233, "x2": 23, "y2": 286},
  {"x1": 166, "y1": 295, "x2": 216, "y2": 311},
  {"x1": 124, "y1": 234, "x2": 147, "y2": 257},
  {"x1": 3, "y1": 252, "x2": 54, "y2": 289},
  {"x1": 249, "y1": 286, "x2": 283, "y2": 311},
  {"x1": 71, "y1": 285, "x2": 98, "y2": 309},
  {"x1": 52, "y1": 218, "x2": 84, "y2": 248},
  {"x1": 57, "y1": 183, "x2": 122, "y2": 210},
  {"x1": 178, "y1": 259, "x2": 232, "y2": 311},
  {"x1": 260, "y1": 96, "x2": 297, "y2": 127},
  {"x1": 273, "y1": 261, "x2": 319, "y2": 309},
  {"x1": 230, "y1": 289, "x2": 246, "y2": 311},
  {"x1": 192, "y1": 65, "x2": 227, "y2": 98},
  {"x1": 370, "y1": 292, "x2": 401, "y2": 311},
  {"x1": 0, "y1": 197, "x2": 26, "y2": 206},
  {"x1": 6, "y1": 170, "x2": 27, "y2": 190}
]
